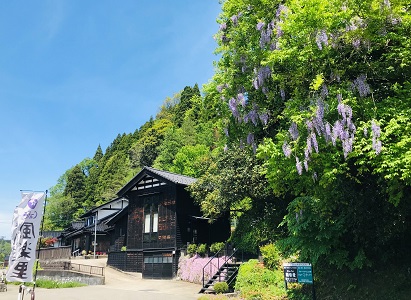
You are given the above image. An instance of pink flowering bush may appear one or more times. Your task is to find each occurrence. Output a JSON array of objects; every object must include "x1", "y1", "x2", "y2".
[{"x1": 177, "y1": 254, "x2": 231, "y2": 284}]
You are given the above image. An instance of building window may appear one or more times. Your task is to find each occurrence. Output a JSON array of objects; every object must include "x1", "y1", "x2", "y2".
[
  {"x1": 144, "y1": 204, "x2": 158, "y2": 234},
  {"x1": 153, "y1": 212, "x2": 158, "y2": 233},
  {"x1": 144, "y1": 214, "x2": 151, "y2": 233}
]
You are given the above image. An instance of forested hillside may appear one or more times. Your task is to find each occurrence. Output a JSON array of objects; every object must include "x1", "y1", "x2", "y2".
[{"x1": 45, "y1": 0, "x2": 411, "y2": 298}]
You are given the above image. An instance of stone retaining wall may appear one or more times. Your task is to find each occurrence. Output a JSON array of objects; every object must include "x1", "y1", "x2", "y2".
[{"x1": 37, "y1": 270, "x2": 105, "y2": 285}]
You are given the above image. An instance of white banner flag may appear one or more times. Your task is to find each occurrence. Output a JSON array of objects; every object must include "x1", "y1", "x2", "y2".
[{"x1": 6, "y1": 191, "x2": 46, "y2": 282}]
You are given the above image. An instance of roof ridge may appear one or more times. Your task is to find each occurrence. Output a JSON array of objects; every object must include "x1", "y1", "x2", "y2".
[{"x1": 145, "y1": 166, "x2": 196, "y2": 179}]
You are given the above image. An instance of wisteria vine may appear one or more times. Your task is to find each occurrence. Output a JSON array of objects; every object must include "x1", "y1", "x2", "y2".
[{"x1": 215, "y1": 1, "x2": 394, "y2": 174}]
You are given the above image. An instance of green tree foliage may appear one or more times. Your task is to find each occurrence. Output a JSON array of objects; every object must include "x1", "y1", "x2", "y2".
[
  {"x1": 173, "y1": 84, "x2": 201, "y2": 126},
  {"x1": 63, "y1": 165, "x2": 86, "y2": 201},
  {"x1": 170, "y1": 144, "x2": 209, "y2": 177},
  {"x1": 93, "y1": 144, "x2": 103, "y2": 162},
  {"x1": 130, "y1": 118, "x2": 173, "y2": 168},
  {"x1": 44, "y1": 164, "x2": 88, "y2": 229},
  {"x1": 95, "y1": 152, "x2": 132, "y2": 204},
  {"x1": 0, "y1": 237, "x2": 11, "y2": 262},
  {"x1": 189, "y1": 148, "x2": 286, "y2": 253}
]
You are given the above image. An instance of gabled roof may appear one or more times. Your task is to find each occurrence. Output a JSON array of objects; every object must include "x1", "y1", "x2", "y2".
[
  {"x1": 145, "y1": 167, "x2": 197, "y2": 185},
  {"x1": 80, "y1": 197, "x2": 129, "y2": 218},
  {"x1": 117, "y1": 166, "x2": 197, "y2": 197},
  {"x1": 106, "y1": 206, "x2": 128, "y2": 226}
]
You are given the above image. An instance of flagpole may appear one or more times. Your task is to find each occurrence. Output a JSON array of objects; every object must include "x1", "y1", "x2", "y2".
[{"x1": 33, "y1": 190, "x2": 48, "y2": 291}]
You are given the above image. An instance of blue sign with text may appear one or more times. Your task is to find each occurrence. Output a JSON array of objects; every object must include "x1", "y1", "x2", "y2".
[{"x1": 283, "y1": 263, "x2": 313, "y2": 284}]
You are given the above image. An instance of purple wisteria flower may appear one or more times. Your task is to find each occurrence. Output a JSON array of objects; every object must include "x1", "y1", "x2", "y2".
[
  {"x1": 325, "y1": 122, "x2": 332, "y2": 142},
  {"x1": 311, "y1": 132, "x2": 319, "y2": 153},
  {"x1": 276, "y1": 25, "x2": 283, "y2": 38},
  {"x1": 276, "y1": 4, "x2": 287, "y2": 19},
  {"x1": 224, "y1": 144, "x2": 228, "y2": 152},
  {"x1": 237, "y1": 93, "x2": 246, "y2": 107},
  {"x1": 231, "y1": 14, "x2": 239, "y2": 26},
  {"x1": 253, "y1": 66, "x2": 271, "y2": 90},
  {"x1": 306, "y1": 135, "x2": 312, "y2": 155},
  {"x1": 252, "y1": 142, "x2": 257, "y2": 154},
  {"x1": 321, "y1": 84, "x2": 329, "y2": 98},
  {"x1": 244, "y1": 108, "x2": 259, "y2": 126},
  {"x1": 289, "y1": 122, "x2": 299, "y2": 140},
  {"x1": 219, "y1": 23, "x2": 227, "y2": 31},
  {"x1": 383, "y1": 0, "x2": 391, "y2": 8},
  {"x1": 283, "y1": 141, "x2": 292, "y2": 158},
  {"x1": 316, "y1": 29, "x2": 328, "y2": 50},
  {"x1": 304, "y1": 148, "x2": 310, "y2": 160},
  {"x1": 259, "y1": 112, "x2": 269, "y2": 125},
  {"x1": 280, "y1": 89, "x2": 286, "y2": 100},
  {"x1": 260, "y1": 27, "x2": 273, "y2": 48},
  {"x1": 391, "y1": 17, "x2": 401, "y2": 25},
  {"x1": 314, "y1": 99, "x2": 325, "y2": 134},
  {"x1": 352, "y1": 39, "x2": 361, "y2": 49},
  {"x1": 363, "y1": 127, "x2": 368, "y2": 137},
  {"x1": 296, "y1": 157, "x2": 303, "y2": 175},
  {"x1": 371, "y1": 120, "x2": 382, "y2": 154},
  {"x1": 239, "y1": 139, "x2": 244, "y2": 150},
  {"x1": 228, "y1": 97, "x2": 240, "y2": 118},
  {"x1": 224, "y1": 127, "x2": 229, "y2": 137},
  {"x1": 256, "y1": 22, "x2": 265, "y2": 31},
  {"x1": 247, "y1": 133, "x2": 255, "y2": 145},
  {"x1": 304, "y1": 159, "x2": 309, "y2": 171},
  {"x1": 352, "y1": 74, "x2": 371, "y2": 97}
]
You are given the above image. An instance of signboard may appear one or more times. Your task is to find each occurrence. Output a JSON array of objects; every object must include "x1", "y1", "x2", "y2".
[
  {"x1": 6, "y1": 192, "x2": 46, "y2": 282},
  {"x1": 283, "y1": 263, "x2": 313, "y2": 284}
]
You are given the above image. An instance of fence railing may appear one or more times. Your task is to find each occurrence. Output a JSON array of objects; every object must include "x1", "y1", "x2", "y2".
[
  {"x1": 63, "y1": 262, "x2": 105, "y2": 277},
  {"x1": 202, "y1": 244, "x2": 237, "y2": 288}
]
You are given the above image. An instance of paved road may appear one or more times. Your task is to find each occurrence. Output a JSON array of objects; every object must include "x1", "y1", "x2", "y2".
[{"x1": 1, "y1": 258, "x2": 202, "y2": 300}]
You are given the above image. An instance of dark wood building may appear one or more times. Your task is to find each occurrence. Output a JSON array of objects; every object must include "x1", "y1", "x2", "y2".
[
  {"x1": 61, "y1": 197, "x2": 128, "y2": 255},
  {"x1": 107, "y1": 166, "x2": 230, "y2": 279}
]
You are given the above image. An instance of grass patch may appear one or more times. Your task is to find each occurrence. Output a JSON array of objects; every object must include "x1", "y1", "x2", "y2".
[{"x1": 10, "y1": 279, "x2": 86, "y2": 289}]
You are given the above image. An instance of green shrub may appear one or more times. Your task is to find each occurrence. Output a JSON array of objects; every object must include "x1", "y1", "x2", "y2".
[
  {"x1": 235, "y1": 259, "x2": 286, "y2": 299},
  {"x1": 187, "y1": 244, "x2": 197, "y2": 256},
  {"x1": 260, "y1": 243, "x2": 282, "y2": 270},
  {"x1": 197, "y1": 244, "x2": 208, "y2": 257},
  {"x1": 210, "y1": 242, "x2": 225, "y2": 254},
  {"x1": 214, "y1": 281, "x2": 229, "y2": 294}
]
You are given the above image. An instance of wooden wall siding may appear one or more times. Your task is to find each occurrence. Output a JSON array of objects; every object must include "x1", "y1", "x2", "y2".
[
  {"x1": 107, "y1": 251, "x2": 143, "y2": 272},
  {"x1": 142, "y1": 193, "x2": 177, "y2": 249},
  {"x1": 107, "y1": 251, "x2": 125, "y2": 270},
  {"x1": 127, "y1": 198, "x2": 144, "y2": 249},
  {"x1": 157, "y1": 196, "x2": 176, "y2": 248},
  {"x1": 109, "y1": 214, "x2": 127, "y2": 251},
  {"x1": 127, "y1": 183, "x2": 178, "y2": 250},
  {"x1": 127, "y1": 251, "x2": 143, "y2": 272},
  {"x1": 110, "y1": 236, "x2": 125, "y2": 252},
  {"x1": 175, "y1": 185, "x2": 203, "y2": 247}
]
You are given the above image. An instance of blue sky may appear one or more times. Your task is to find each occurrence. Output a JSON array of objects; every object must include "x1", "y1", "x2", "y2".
[{"x1": 0, "y1": 1, "x2": 222, "y2": 239}]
